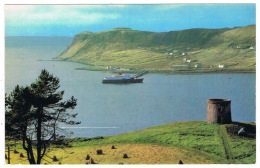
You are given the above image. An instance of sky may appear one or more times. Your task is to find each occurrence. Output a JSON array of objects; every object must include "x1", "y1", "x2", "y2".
[{"x1": 4, "y1": 3, "x2": 256, "y2": 36}]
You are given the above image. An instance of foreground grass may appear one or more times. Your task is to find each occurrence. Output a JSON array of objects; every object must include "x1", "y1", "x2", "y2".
[{"x1": 5, "y1": 121, "x2": 255, "y2": 164}]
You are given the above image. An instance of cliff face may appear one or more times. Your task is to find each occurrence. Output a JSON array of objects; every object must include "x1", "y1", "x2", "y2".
[{"x1": 58, "y1": 25, "x2": 255, "y2": 71}]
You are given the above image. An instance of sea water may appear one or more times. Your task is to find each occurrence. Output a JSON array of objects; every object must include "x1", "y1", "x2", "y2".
[{"x1": 5, "y1": 37, "x2": 256, "y2": 137}]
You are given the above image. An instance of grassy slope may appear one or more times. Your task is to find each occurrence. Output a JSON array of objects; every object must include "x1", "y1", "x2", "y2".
[
  {"x1": 58, "y1": 25, "x2": 256, "y2": 72},
  {"x1": 6, "y1": 121, "x2": 255, "y2": 164}
]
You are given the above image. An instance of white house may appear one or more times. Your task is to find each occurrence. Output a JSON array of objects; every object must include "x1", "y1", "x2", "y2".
[
  {"x1": 218, "y1": 64, "x2": 225, "y2": 68},
  {"x1": 194, "y1": 64, "x2": 201, "y2": 68}
]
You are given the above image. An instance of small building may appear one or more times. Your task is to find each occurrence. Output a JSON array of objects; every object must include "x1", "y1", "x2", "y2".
[
  {"x1": 218, "y1": 64, "x2": 225, "y2": 68},
  {"x1": 194, "y1": 64, "x2": 201, "y2": 68},
  {"x1": 207, "y1": 99, "x2": 232, "y2": 124}
]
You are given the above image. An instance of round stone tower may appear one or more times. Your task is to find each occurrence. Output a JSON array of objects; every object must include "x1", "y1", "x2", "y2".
[{"x1": 207, "y1": 99, "x2": 232, "y2": 124}]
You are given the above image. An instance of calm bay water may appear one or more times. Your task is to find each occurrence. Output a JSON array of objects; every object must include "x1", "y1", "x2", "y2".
[{"x1": 5, "y1": 37, "x2": 256, "y2": 138}]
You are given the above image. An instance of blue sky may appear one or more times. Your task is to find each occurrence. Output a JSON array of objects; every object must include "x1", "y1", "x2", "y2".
[{"x1": 4, "y1": 4, "x2": 256, "y2": 36}]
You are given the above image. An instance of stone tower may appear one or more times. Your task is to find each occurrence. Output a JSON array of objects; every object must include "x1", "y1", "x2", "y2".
[{"x1": 207, "y1": 99, "x2": 232, "y2": 124}]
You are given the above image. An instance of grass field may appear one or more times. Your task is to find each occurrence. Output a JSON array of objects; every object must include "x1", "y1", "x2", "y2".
[{"x1": 5, "y1": 121, "x2": 256, "y2": 164}]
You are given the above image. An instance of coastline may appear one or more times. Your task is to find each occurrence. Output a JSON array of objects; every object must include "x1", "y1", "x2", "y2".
[
  {"x1": 75, "y1": 65, "x2": 256, "y2": 75},
  {"x1": 53, "y1": 58, "x2": 256, "y2": 75}
]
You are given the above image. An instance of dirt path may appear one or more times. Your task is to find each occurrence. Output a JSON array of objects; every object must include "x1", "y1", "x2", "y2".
[{"x1": 218, "y1": 125, "x2": 235, "y2": 163}]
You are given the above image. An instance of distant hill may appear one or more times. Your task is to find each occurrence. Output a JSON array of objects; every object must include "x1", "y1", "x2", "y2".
[{"x1": 58, "y1": 25, "x2": 255, "y2": 72}]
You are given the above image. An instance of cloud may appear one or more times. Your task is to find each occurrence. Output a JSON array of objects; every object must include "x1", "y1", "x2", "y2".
[
  {"x1": 5, "y1": 5, "x2": 122, "y2": 27},
  {"x1": 4, "y1": 4, "x2": 255, "y2": 36}
]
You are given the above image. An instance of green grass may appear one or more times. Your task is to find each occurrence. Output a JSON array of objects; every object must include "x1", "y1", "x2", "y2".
[{"x1": 5, "y1": 121, "x2": 256, "y2": 164}]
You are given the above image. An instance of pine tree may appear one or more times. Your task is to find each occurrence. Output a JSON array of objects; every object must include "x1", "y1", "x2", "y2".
[{"x1": 5, "y1": 69, "x2": 80, "y2": 164}]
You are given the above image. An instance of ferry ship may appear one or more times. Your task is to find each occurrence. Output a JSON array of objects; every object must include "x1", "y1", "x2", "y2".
[{"x1": 102, "y1": 73, "x2": 143, "y2": 84}]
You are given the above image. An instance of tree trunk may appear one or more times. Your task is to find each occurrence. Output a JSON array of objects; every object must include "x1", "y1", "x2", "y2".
[
  {"x1": 27, "y1": 139, "x2": 36, "y2": 164},
  {"x1": 23, "y1": 130, "x2": 36, "y2": 164},
  {"x1": 36, "y1": 106, "x2": 43, "y2": 164}
]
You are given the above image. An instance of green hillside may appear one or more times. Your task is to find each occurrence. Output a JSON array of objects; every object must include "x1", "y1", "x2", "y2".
[
  {"x1": 57, "y1": 25, "x2": 255, "y2": 72},
  {"x1": 7, "y1": 121, "x2": 255, "y2": 164}
]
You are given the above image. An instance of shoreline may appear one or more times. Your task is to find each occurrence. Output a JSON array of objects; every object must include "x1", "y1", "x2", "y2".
[{"x1": 75, "y1": 66, "x2": 256, "y2": 75}]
